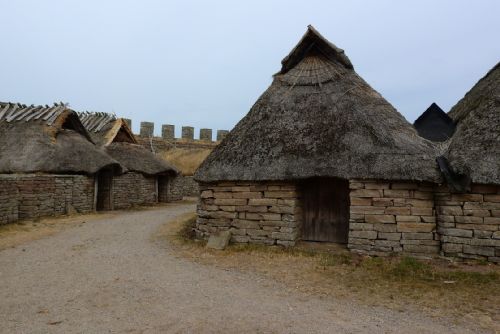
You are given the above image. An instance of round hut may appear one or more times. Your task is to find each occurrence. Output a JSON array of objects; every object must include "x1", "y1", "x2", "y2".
[
  {"x1": 0, "y1": 102, "x2": 122, "y2": 223},
  {"x1": 194, "y1": 26, "x2": 441, "y2": 254},
  {"x1": 79, "y1": 112, "x2": 179, "y2": 209},
  {"x1": 435, "y1": 62, "x2": 500, "y2": 263}
]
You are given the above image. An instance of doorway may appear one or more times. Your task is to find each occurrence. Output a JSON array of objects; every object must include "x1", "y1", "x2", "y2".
[
  {"x1": 96, "y1": 170, "x2": 113, "y2": 211},
  {"x1": 157, "y1": 175, "x2": 170, "y2": 203},
  {"x1": 301, "y1": 177, "x2": 349, "y2": 243}
]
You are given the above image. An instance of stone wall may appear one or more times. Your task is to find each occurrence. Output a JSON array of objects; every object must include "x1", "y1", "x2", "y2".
[
  {"x1": 0, "y1": 174, "x2": 95, "y2": 223},
  {"x1": 435, "y1": 184, "x2": 500, "y2": 263},
  {"x1": 196, "y1": 182, "x2": 302, "y2": 246},
  {"x1": 0, "y1": 179, "x2": 19, "y2": 225},
  {"x1": 348, "y1": 180, "x2": 439, "y2": 256},
  {"x1": 112, "y1": 172, "x2": 157, "y2": 209},
  {"x1": 169, "y1": 175, "x2": 199, "y2": 199}
]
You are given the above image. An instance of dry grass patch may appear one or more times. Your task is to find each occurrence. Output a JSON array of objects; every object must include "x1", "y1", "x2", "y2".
[
  {"x1": 160, "y1": 148, "x2": 212, "y2": 176},
  {"x1": 163, "y1": 218, "x2": 500, "y2": 331}
]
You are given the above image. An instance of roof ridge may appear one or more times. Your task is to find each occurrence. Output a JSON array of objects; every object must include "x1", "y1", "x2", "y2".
[{"x1": 0, "y1": 101, "x2": 70, "y2": 125}]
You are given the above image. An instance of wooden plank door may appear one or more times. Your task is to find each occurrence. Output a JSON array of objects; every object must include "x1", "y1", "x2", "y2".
[
  {"x1": 301, "y1": 178, "x2": 349, "y2": 243},
  {"x1": 96, "y1": 170, "x2": 113, "y2": 211},
  {"x1": 157, "y1": 175, "x2": 169, "y2": 203}
]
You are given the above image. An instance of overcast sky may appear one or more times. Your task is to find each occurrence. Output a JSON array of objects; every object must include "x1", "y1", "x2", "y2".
[{"x1": 0, "y1": 1, "x2": 499, "y2": 138}]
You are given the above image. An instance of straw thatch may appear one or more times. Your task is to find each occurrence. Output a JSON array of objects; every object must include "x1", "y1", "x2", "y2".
[
  {"x1": 195, "y1": 26, "x2": 441, "y2": 183},
  {"x1": 78, "y1": 112, "x2": 178, "y2": 176},
  {"x1": 444, "y1": 62, "x2": 500, "y2": 185},
  {"x1": 413, "y1": 103, "x2": 455, "y2": 142},
  {"x1": 0, "y1": 102, "x2": 122, "y2": 174}
]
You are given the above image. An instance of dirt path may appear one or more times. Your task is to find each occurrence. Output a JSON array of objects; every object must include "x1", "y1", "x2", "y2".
[{"x1": 0, "y1": 203, "x2": 487, "y2": 333}]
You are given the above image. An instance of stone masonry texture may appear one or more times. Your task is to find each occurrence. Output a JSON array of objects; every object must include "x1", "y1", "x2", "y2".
[
  {"x1": 196, "y1": 182, "x2": 302, "y2": 246},
  {"x1": 0, "y1": 174, "x2": 95, "y2": 224},
  {"x1": 170, "y1": 176, "x2": 199, "y2": 200},
  {"x1": 348, "y1": 180, "x2": 439, "y2": 256},
  {"x1": 435, "y1": 184, "x2": 500, "y2": 263},
  {"x1": 112, "y1": 172, "x2": 158, "y2": 209}
]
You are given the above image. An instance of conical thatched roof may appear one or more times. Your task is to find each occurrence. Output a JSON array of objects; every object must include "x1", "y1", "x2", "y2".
[
  {"x1": 445, "y1": 62, "x2": 500, "y2": 185},
  {"x1": 78, "y1": 112, "x2": 178, "y2": 175},
  {"x1": 195, "y1": 26, "x2": 441, "y2": 183},
  {"x1": 0, "y1": 102, "x2": 122, "y2": 174},
  {"x1": 414, "y1": 103, "x2": 455, "y2": 142}
]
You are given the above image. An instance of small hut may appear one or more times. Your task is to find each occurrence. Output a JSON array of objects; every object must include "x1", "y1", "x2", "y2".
[
  {"x1": 0, "y1": 102, "x2": 122, "y2": 223},
  {"x1": 435, "y1": 62, "x2": 500, "y2": 263},
  {"x1": 194, "y1": 26, "x2": 441, "y2": 255},
  {"x1": 413, "y1": 103, "x2": 455, "y2": 142},
  {"x1": 79, "y1": 112, "x2": 178, "y2": 209}
]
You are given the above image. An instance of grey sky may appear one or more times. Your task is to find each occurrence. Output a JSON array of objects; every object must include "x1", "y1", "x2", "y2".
[{"x1": 1, "y1": 1, "x2": 499, "y2": 138}]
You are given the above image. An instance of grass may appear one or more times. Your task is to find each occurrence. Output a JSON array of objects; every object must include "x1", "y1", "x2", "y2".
[
  {"x1": 165, "y1": 221, "x2": 500, "y2": 330},
  {"x1": 160, "y1": 147, "x2": 213, "y2": 176}
]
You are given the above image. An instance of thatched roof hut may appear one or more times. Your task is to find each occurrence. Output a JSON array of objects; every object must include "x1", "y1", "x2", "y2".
[
  {"x1": 413, "y1": 103, "x2": 455, "y2": 142},
  {"x1": 0, "y1": 102, "x2": 121, "y2": 174},
  {"x1": 195, "y1": 25, "x2": 440, "y2": 183},
  {"x1": 79, "y1": 112, "x2": 178, "y2": 176},
  {"x1": 444, "y1": 62, "x2": 500, "y2": 185}
]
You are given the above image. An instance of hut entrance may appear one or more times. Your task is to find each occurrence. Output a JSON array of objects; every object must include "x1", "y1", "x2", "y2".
[
  {"x1": 301, "y1": 178, "x2": 349, "y2": 243},
  {"x1": 157, "y1": 175, "x2": 169, "y2": 203},
  {"x1": 96, "y1": 170, "x2": 113, "y2": 211}
]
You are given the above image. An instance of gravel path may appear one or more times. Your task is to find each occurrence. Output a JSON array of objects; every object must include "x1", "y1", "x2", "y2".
[{"x1": 0, "y1": 203, "x2": 486, "y2": 333}]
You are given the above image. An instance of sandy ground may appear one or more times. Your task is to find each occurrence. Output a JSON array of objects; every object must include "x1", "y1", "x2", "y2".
[{"x1": 0, "y1": 203, "x2": 489, "y2": 334}]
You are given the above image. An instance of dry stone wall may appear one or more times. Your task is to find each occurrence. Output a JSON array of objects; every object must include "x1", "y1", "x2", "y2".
[
  {"x1": 169, "y1": 175, "x2": 199, "y2": 199},
  {"x1": 435, "y1": 184, "x2": 500, "y2": 263},
  {"x1": 112, "y1": 172, "x2": 157, "y2": 209},
  {"x1": 196, "y1": 182, "x2": 302, "y2": 246},
  {"x1": 0, "y1": 174, "x2": 95, "y2": 223},
  {"x1": 0, "y1": 179, "x2": 19, "y2": 225},
  {"x1": 348, "y1": 180, "x2": 439, "y2": 256}
]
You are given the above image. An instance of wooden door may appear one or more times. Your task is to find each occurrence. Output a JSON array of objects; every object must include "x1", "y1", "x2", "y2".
[
  {"x1": 96, "y1": 170, "x2": 113, "y2": 211},
  {"x1": 157, "y1": 175, "x2": 169, "y2": 203},
  {"x1": 301, "y1": 178, "x2": 349, "y2": 243}
]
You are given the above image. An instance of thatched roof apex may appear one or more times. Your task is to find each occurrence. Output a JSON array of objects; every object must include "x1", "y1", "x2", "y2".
[
  {"x1": 413, "y1": 103, "x2": 455, "y2": 142},
  {"x1": 445, "y1": 62, "x2": 500, "y2": 185},
  {"x1": 195, "y1": 27, "x2": 441, "y2": 183},
  {"x1": 78, "y1": 111, "x2": 137, "y2": 147},
  {"x1": 78, "y1": 111, "x2": 177, "y2": 175},
  {"x1": 0, "y1": 102, "x2": 121, "y2": 174},
  {"x1": 279, "y1": 25, "x2": 353, "y2": 75}
]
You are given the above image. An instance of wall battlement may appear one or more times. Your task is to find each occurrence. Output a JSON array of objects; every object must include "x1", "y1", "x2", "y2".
[{"x1": 133, "y1": 121, "x2": 229, "y2": 143}]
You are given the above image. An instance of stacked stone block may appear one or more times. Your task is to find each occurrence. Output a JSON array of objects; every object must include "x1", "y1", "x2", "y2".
[
  {"x1": 162, "y1": 124, "x2": 175, "y2": 140},
  {"x1": 182, "y1": 126, "x2": 194, "y2": 140},
  {"x1": 140, "y1": 122, "x2": 154, "y2": 137},
  {"x1": 435, "y1": 184, "x2": 500, "y2": 263},
  {"x1": 199, "y1": 128, "x2": 212, "y2": 141},
  {"x1": 169, "y1": 175, "x2": 198, "y2": 200},
  {"x1": 112, "y1": 173, "x2": 158, "y2": 209},
  {"x1": 0, "y1": 179, "x2": 19, "y2": 224},
  {"x1": 348, "y1": 180, "x2": 439, "y2": 255},
  {"x1": 0, "y1": 175, "x2": 95, "y2": 223},
  {"x1": 196, "y1": 182, "x2": 302, "y2": 246}
]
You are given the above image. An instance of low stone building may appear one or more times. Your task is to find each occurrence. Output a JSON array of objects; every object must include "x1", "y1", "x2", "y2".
[
  {"x1": 436, "y1": 62, "x2": 500, "y2": 263},
  {"x1": 413, "y1": 103, "x2": 455, "y2": 142},
  {"x1": 194, "y1": 26, "x2": 443, "y2": 254},
  {"x1": 0, "y1": 102, "x2": 122, "y2": 224},
  {"x1": 79, "y1": 112, "x2": 179, "y2": 209}
]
